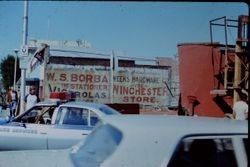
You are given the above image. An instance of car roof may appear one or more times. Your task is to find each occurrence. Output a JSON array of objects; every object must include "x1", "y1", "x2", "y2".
[
  {"x1": 60, "y1": 101, "x2": 107, "y2": 108},
  {"x1": 58, "y1": 101, "x2": 121, "y2": 115},
  {"x1": 99, "y1": 115, "x2": 247, "y2": 167},
  {"x1": 103, "y1": 115, "x2": 248, "y2": 135}
]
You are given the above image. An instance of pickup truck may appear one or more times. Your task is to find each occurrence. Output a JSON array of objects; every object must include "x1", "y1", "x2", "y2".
[{"x1": 0, "y1": 100, "x2": 121, "y2": 151}]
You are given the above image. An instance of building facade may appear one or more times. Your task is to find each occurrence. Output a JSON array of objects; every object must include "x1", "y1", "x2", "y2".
[{"x1": 23, "y1": 39, "x2": 179, "y2": 111}]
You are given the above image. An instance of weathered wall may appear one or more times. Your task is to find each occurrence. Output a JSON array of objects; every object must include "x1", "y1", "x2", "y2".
[
  {"x1": 44, "y1": 65, "x2": 170, "y2": 108},
  {"x1": 178, "y1": 43, "x2": 233, "y2": 117}
]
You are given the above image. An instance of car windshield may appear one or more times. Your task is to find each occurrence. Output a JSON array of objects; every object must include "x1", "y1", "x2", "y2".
[
  {"x1": 70, "y1": 123, "x2": 122, "y2": 167},
  {"x1": 13, "y1": 106, "x2": 56, "y2": 124}
]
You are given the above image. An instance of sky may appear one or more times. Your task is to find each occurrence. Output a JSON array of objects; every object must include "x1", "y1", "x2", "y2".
[{"x1": 0, "y1": 1, "x2": 248, "y2": 61}]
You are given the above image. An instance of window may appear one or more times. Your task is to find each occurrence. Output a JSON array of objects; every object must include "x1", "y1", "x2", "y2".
[
  {"x1": 62, "y1": 107, "x2": 86, "y2": 125},
  {"x1": 75, "y1": 108, "x2": 100, "y2": 126},
  {"x1": 71, "y1": 124, "x2": 122, "y2": 167},
  {"x1": 167, "y1": 136, "x2": 241, "y2": 167},
  {"x1": 16, "y1": 106, "x2": 56, "y2": 124},
  {"x1": 61, "y1": 107, "x2": 99, "y2": 126}
]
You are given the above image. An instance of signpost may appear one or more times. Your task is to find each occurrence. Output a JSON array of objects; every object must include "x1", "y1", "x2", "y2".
[{"x1": 19, "y1": 1, "x2": 28, "y2": 114}]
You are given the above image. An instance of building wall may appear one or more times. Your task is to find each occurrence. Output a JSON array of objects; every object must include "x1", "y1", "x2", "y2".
[
  {"x1": 27, "y1": 42, "x2": 174, "y2": 110},
  {"x1": 178, "y1": 43, "x2": 233, "y2": 117},
  {"x1": 44, "y1": 65, "x2": 170, "y2": 108},
  {"x1": 156, "y1": 57, "x2": 180, "y2": 107}
]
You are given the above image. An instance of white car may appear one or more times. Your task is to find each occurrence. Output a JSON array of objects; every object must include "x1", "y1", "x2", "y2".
[
  {"x1": 0, "y1": 101, "x2": 121, "y2": 151},
  {"x1": 0, "y1": 115, "x2": 247, "y2": 167}
]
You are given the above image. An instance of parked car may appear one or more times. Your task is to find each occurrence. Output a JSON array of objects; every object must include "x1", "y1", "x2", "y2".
[
  {"x1": 0, "y1": 115, "x2": 247, "y2": 167},
  {"x1": 0, "y1": 101, "x2": 121, "y2": 151},
  {"x1": 0, "y1": 99, "x2": 61, "y2": 125}
]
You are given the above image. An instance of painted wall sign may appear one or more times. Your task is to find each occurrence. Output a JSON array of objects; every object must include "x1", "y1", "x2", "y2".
[{"x1": 44, "y1": 68, "x2": 169, "y2": 106}]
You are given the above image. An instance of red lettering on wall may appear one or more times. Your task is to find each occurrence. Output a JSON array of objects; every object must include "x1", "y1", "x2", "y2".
[
  {"x1": 69, "y1": 74, "x2": 108, "y2": 83},
  {"x1": 123, "y1": 96, "x2": 156, "y2": 103},
  {"x1": 113, "y1": 85, "x2": 165, "y2": 96},
  {"x1": 86, "y1": 75, "x2": 93, "y2": 83},
  {"x1": 94, "y1": 75, "x2": 100, "y2": 82},
  {"x1": 47, "y1": 73, "x2": 55, "y2": 81},
  {"x1": 71, "y1": 74, "x2": 77, "y2": 82},
  {"x1": 79, "y1": 74, "x2": 85, "y2": 82},
  {"x1": 59, "y1": 73, "x2": 67, "y2": 81}
]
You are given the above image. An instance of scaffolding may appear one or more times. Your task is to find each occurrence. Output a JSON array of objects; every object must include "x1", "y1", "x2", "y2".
[{"x1": 209, "y1": 15, "x2": 249, "y2": 105}]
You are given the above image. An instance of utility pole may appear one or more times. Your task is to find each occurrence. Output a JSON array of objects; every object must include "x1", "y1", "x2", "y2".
[
  {"x1": 110, "y1": 51, "x2": 114, "y2": 103},
  {"x1": 19, "y1": 0, "x2": 28, "y2": 114}
]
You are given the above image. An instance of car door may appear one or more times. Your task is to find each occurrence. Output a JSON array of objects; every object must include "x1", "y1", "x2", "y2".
[
  {"x1": 46, "y1": 125, "x2": 92, "y2": 149},
  {"x1": 0, "y1": 104, "x2": 60, "y2": 151},
  {"x1": 0, "y1": 123, "x2": 48, "y2": 150},
  {"x1": 47, "y1": 106, "x2": 96, "y2": 149}
]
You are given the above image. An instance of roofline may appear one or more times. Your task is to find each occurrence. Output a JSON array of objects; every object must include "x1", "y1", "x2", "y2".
[
  {"x1": 103, "y1": 115, "x2": 248, "y2": 134},
  {"x1": 177, "y1": 42, "x2": 236, "y2": 49}
]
